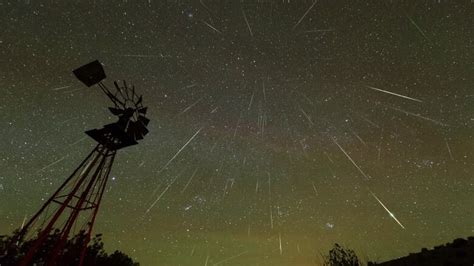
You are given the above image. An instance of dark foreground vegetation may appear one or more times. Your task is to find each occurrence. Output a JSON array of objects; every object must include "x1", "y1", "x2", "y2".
[
  {"x1": 2, "y1": 230, "x2": 473, "y2": 265},
  {"x1": 324, "y1": 236, "x2": 474, "y2": 266},
  {"x1": 369, "y1": 236, "x2": 474, "y2": 266},
  {"x1": 0, "y1": 230, "x2": 139, "y2": 266},
  {"x1": 323, "y1": 243, "x2": 362, "y2": 266}
]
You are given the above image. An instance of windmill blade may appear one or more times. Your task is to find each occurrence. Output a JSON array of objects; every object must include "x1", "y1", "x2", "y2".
[
  {"x1": 123, "y1": 108, "x2": 135, "y2": 118},
  {"x1": 141, "y1": 125, "x2": 149, "y2": 135},
  {"x1": 126, "y1": 122, "x2": 141, "y2": 140},
  {"x1": 132, "y1": 127, "x2": 145, "y2": 140},
  {"x1": 138, "y1": 107, "x2": 147, "y2": 114},
  {"x1": 131, "y1": 120, "x2": 149, "y2": 134},
  {"x1": 108, "y1": 107, "x2": 124, "y2": 116},
  {"x1": 135, "y1": 132, "x2": 144, "y2": 140},
  {"x1": 123, "y1": 80, "x2": 130, "y2": 98},
  {"x1": 139, "y1": 125, "x2": 149, "y2": 137},
  {"x1": 113, "y1": 81, "x2": 127, "y2": 101},
  {"x1": 132, "y1": 86, "x2": 136, "y2": 101},
  {"x1": 100, "y1": 83, "x2": 125, "y2": 107},
  {"x1": 105, "y1": 91, "x2": 125, "y2": 108},
  {"x1": 137, "y1": 120, "x2": 149, "y2": 135},
  {"x1": 127, "y1": 121, "x2": 148, "y2": 140},
  {"x1": 138, "y1": 115, "x2": 150, "y2": 126},
  {"x1": 136, "y1": 96, "x2": 143, "y2": 105}
]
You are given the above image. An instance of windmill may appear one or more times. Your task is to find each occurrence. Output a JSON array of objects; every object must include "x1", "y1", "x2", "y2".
[{"x1": 12, "y1": 60, "x2": 149, "y2": 266}]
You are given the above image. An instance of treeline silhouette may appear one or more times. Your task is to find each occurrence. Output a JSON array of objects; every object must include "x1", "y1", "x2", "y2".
[
  {"x1": 369, "y1": 236, "x2": 474, "y2": 266},
  {"x1": 323, "y1": 236, "x2": 474, "y2": 266},
  {"x1": 0, "y1": 229, "x2": 139, "y2": 266},
  {"x1": 2, "y1": 229, "x2": 473, "y2": 265}
]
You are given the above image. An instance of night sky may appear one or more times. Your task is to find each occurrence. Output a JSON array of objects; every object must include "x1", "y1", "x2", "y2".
[{"x1": 1, "y1": 1, "x2": 473, "y2": 265}]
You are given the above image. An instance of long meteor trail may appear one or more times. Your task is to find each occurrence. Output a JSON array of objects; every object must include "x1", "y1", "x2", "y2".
[
  {"x1": 407, "y1": 15, "x2": 432, "y2": 43},
  {"x1": 179, "y1": 97, "x2": 203, "y2": 115},
  {"x1": 51, "y1": 85, "x2": 71, "y2": 91},
  {"x1": 292, "y1": 0, "x2": 317, "y2": 30},
  {"x1": 303, "y1": 28, "x2": 335, "y2": 33},
  {"x1": 156, "y1": 127, "x2": 203, "y2": 176},
  {"x1": 202, "y1": 20, "x2": 222, "y2": 34},
  {"x1": 389, "y1": 106, "x2": 449, "y2": 126},
  {"x1": 300, "y1": 108, "x2": 314, "y2": 126},
  {"x1": 146, "y1": 175, "x2": 180, "y2": 213},
  {"x1": 37, "y1": 156, "x2": 67, "y2": 173},
  {"x1": 370, "y1": 191, "x2": 406, "y2": 229},
  {"x1": 119, "y1": 54, "x2": 165, "y2": 58},
  {"x1": 332, "y1": 138, "x2": 370, "y2": 180},
  {"x1": 181, "y1": 168, "x2": 198, "y2": 194},
  {"x1": 279, "y1": 233, "x2": 283, "y2": 255},
  {"x1": 366, "y1": 85, "x2": 423, "y2": 103},
  {"x1": 213, "y1": 250, "x2": 248, "y2": 265},
  {"x1": 242, "y1": 8, "x2": 253, "y2": 37}
]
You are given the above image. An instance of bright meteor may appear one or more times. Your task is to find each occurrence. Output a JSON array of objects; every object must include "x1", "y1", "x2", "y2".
[{"x1": 370, "y1": 191, "x2": 406, "y2": 230}]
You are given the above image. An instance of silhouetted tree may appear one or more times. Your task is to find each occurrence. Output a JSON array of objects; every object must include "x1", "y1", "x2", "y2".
[
  {"x1": 323, "y1": 243, "x2": 361, "y2": 266},
  {"x1": 0, "y1": 229, "x2": 138, "y2": 266}
]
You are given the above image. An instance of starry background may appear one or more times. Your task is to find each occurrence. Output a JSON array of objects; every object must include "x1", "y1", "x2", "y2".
[{"x1": 1, "y1": 0, "x2": 473, "y2": 265}]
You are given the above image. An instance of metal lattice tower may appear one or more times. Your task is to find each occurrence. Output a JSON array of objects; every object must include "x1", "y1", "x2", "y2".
[{"x1": 11, "y1": 60, "x2": 149, "y2": 266}]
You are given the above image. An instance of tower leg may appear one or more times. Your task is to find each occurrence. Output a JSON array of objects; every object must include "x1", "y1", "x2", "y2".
[
  {"x1": 79, "y1": 151, "x2": 115, "y2": 266},
  {"x1": 13, "y1": 146, "x2": 99, "y2": 244},
  {"x1": 16, "y1": 145, "x2": 116, "y2": 266}
]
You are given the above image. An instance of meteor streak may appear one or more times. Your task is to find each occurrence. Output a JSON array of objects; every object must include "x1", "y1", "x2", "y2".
[
  {"x1": 351, "y1": 129, "x2": 367, "y2": 146},
  {"x1": 119, "y1": 54, "x2": 166, "y2": 58},
  {"x1": 332, "y1": 139, "x2": 370, "y2": 180},
  {"x1": 389, "y1": 106, "x2": 449, "y2": 126},
  {"x1": 248, "y1": 91, "x2": 254, "y2": 110},
  {"x1": 407, "y1": 16, "x2": 432, "y2": 43},
  {"x1": 270, "y1": 206, "x2": 274, "y2": 229},
  {"x1": 279, "y1": 233, "x2": 283, "y2": 255},
  {"x1": 51, "y1": 85, "x2": 71, "y2": 91},
  {"x1": 357, "y1": 113, "x2": 380, "y2": 128},
  {"x1": 181, "y1": 83, "x2": 198, "y2": 90},
  {"x1": 370, "y1": 191, "x2": 406, "y2": 229},
  {"x1": 213, "y1": 251, "x2": 248, "y2": 265},
  {"x1": 69, "y1": 136, "x2": 87, "y2": 146},
  {"x1": 303, "y1": 28, "x2": 335, "y2": 33},
  {"x1": 300, "y1": 108, "x2": 314, "y2": 126},
  {"x1": 181, "y1": 168, "x2": 198, "y2": 194},
  {"x1": 156, "y1": 127, "x2": 203, "y2": 176},
  {"x1": 366, "y1": 85, "x2": 423, "y2": 103},
  {"x1": 20, "y1": 214, "x2": 27, "y2": 230},
  {"x1": 179, "y1": 97, "x2": 203, "y2": 115},
  {"x1": 311, "y1": 182, "x2": 318, "y2": 195},
  {"x1": 146, "y1": 174, "x2": 180, "y2": 213},
  {"x1": 37, "y1": 156, "x2": 67, "y2": 173},
  {"x1": 242, "y1": 8, "x2": 253, "y2": 37},
  {"x1": 202, "y1": 20, "x2": 222, "y2": 34},
  {"x1": 292, "y1": 0, "x2": 317, "y2": 30},
  {"x1": 445, "y1": 139, "x2": 454, "y2": 160},
  {"x1": 262, "y1": 81, "x2": 267, "y2": 104}
]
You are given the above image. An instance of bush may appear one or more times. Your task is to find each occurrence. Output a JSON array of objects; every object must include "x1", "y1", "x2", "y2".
[
  {"x1": 323, "y1": 243, "x2": 361, "y2": 266},
  {"x1": 0, "y1": 229, "x2": 139, "y2": 266}
]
